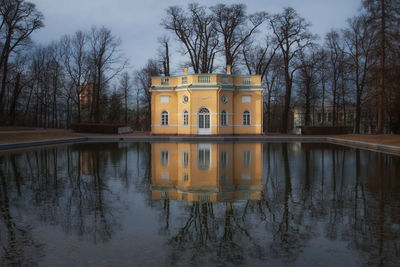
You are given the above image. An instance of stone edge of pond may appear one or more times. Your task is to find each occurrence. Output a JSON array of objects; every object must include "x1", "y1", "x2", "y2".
[
  {"x1": 0, "y1": 137, "x2": 89, "y2": 151},
  {"x1": 327, "y1": 137, "x2": 400, "y2": 156},
  {"x1": 0, "y1": 135, "x2": 399, "y2": 156}
]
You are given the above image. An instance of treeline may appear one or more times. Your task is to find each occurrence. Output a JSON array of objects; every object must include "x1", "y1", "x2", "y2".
[
  {"x1": 0, "y1": 0, "x2": 399, "y2": 133},
  {"x1": 157, "y1": 1, "x2": 400, "y2": 133},
  {"x1": 0, "y1": 0, "x2": 146, "y2": 129}
]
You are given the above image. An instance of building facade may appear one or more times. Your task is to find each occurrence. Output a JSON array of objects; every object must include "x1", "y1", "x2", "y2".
[
  {"x1": 150, "y1": 67, "x2": 264, "y2": 135},
  {"x1": 293, "y1": 105, "x2": 357, "y2": 132}
]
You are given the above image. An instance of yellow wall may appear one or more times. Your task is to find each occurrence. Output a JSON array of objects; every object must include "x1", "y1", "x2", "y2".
[
  {"x1": 232, "y1": 91, "x2": 263, "y2": 134},
  {"x1": 150, "y1": 142, "x2": 263, "y2": 202}
]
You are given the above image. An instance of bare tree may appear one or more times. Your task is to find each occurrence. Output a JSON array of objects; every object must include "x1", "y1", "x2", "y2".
[
  {"x1": 241, "y1": 36, "x2": 278, "y2": 77},
  {"x1": 162, "y1": 4, "x2": 218, "y2": 73},
  {"x1": 295, "y1": 48, "x2": 322, "y2": 126},
  {"x1": 61, "y1": 31, "x2": 90, "y2": 123},
  {"x1": 134, "y1": 59, "x2": 160, "y2": 130},
  {"x1": 0, "y1": 0, "x2": 43, "y2": 121},
  {"x1": 343, "y1": 15, "x2": 376, "y2": 133},
  {"x1": 87, "y1": 26, "x2": 127, "y2": 123},
  {"x1": 158, "y1": 36, "x2": 170, "y2": 76},
  {"x1": 211, "y1": 4, "x2": 267, "y2": 70},
  {"x1": 119, "y1": 71, "x2": 131, "y2": 124},
  {"x1": 269, "y1": 7, "x2": 315, "y2": 132},
  {"x1": 317, "y1": 49, "x2": 329, "y2": 125},
  {"x1": 326, "y1": 30, "x2": 346, "y2": 126},
  {"x1": 362, "y1": 0, "x2": 400, "y2": 133}
]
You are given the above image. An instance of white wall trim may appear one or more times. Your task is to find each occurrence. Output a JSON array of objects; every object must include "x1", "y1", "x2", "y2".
[{"x1": 236, "y1": 89, "x2": 264, "y2": 92}]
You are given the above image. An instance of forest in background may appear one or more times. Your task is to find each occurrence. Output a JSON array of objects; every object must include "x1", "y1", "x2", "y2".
[{"x1": 0, "y1": 0, "x2": 399, "y2": 133}]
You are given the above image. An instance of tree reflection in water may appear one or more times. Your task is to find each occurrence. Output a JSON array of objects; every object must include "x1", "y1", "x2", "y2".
[
  {"x1": 0, "y1": 142, "x2": 398, "y2": 266},
  {"x1": 150, "y1": 142, "x2": 400, "y2": 266},
  {"x1": 0, "y1": 158, "x2": 44, "y2": 265}
]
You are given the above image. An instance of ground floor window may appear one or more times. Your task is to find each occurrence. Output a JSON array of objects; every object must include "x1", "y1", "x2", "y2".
[
  {"x1": 183, "y1": 110, "x2": 188, "y2": 125},
  {"x1": 221, "y1": 110, "x2": 227, "y2": 126},
  {"x1": 198, "y1": 108, "x2": 210, "y2": 129},
  {"x1": 242, "y1": 110, "x2": 250, "y2": 125},
  {"x1": 161, "y1": 110, "x2": 168, "y2": 125}
]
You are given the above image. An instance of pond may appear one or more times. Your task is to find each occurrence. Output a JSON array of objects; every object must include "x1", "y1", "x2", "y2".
[{"x1": 0, "y1": 142, "x2": 399, "y2": 266}]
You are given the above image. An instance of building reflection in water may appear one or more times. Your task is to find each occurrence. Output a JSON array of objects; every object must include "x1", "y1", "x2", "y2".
[{"x1": 151, "y1": 143, "x2": 263, "y2": 203}]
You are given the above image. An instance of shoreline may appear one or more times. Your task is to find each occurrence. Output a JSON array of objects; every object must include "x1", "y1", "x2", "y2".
[{"x1": 0, "y1": 134, "x2": 399, "y2": 156}]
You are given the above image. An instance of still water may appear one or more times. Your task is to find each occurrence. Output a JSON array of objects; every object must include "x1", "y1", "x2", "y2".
[{"x1": 0, "y1": 142, "x2": 399, "y2": 266}]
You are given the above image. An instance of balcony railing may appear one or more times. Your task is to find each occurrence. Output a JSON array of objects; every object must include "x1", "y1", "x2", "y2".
[{"x1": 198, "y1": 76, "x2": 210, "y2": 83}]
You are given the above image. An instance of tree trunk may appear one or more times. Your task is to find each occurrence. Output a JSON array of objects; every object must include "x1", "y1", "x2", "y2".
[
  {"x1": 376, "y1": 0, "x2": 385, "y2": 133},
  {"x1": 282, "y1": 62, "x2": 291, "y2": 133}
]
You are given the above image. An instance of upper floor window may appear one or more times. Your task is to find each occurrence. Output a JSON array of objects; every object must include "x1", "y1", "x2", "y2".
[
  {"x1": 182, "y1": 76, "x2": 187, "y2": 84},
  {"x1": 161, "y1": 95, "x2": 170, "y2": 103},
  {"x1": 242, "y1": 95, "x2": 251, "y2": 103},
  {"x1": 242, "y1": 110, "x2": 250, "y2": 125},
  {"x1": 161, "y1": 110, "x2": 169, "y2": 125},
  {"x1": 243, "y1": 77, "x2": 251, "y2": 84},
  {"x1": 161, "y1": 78, "x2": 169, "y2": 85},
  {"x1": 198, "y1": 76, "x2": 210, "y2": 83},
  {"x1": 221, "y1": 110, "x2": 227, "y2": 126},
  {"x1": 222, "y1": 76, "x2": 228, "y2": 84},
  {"x1": 183, "y1": 110, "x2": 189, "y2": 125}
]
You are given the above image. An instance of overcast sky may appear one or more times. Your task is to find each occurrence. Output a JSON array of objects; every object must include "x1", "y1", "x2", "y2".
[{"x1": 31, "y1": 0, "x2": 361, "y2": 73}]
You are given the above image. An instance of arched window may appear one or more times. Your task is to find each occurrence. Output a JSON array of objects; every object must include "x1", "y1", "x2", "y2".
[
  {"x1": 183, "y1": 110, "x2": 188, "y2": 125},
  {"x1": 161, "y1": 110, "x2": 168, "y2": 125},
  {"x1": 242, "y1": 110, "x2": 250, "y2": 125},
  {"x1": 221, "y1": 110, "x2": 227, "y2": 126}
]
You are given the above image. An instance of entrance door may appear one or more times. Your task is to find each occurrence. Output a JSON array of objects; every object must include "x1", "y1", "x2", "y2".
[{"x1": 198, "y1": 107, "x2": 211, "y2": 134}]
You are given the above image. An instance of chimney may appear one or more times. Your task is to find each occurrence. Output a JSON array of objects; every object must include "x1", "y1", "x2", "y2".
[
  {"x1": 226, "y1": 65, "x2": 231, "y2": 75},
  {"x1": 184, "y1": 67, "x2": 188, "y2": 75}
]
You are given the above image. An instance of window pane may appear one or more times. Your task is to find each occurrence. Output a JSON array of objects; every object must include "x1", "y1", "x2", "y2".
[
  {"x1": 205, "y1": 115, "x2": 210, "y2": 128},
  {"x1": 199, "y1": 115, "x2": 204, "y2": 128}
]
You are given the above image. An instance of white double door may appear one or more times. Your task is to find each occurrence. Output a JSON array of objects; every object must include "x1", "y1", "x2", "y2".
[{"x1": 198, "y1": 107, "x2": 211, "y2": 135}]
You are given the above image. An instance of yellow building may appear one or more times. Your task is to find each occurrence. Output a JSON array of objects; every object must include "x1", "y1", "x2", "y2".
[
  {"x1": 150, "y1": 66, "x2": 264, "y2": 135},
  {"x1": 150, "y1": 142, "x2": 263, "y2": 203}
]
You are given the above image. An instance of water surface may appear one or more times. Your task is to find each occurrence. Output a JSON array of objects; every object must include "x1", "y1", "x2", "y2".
[{"x1": 0, "y1": 142, "x2": 399, "y2": 266}]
